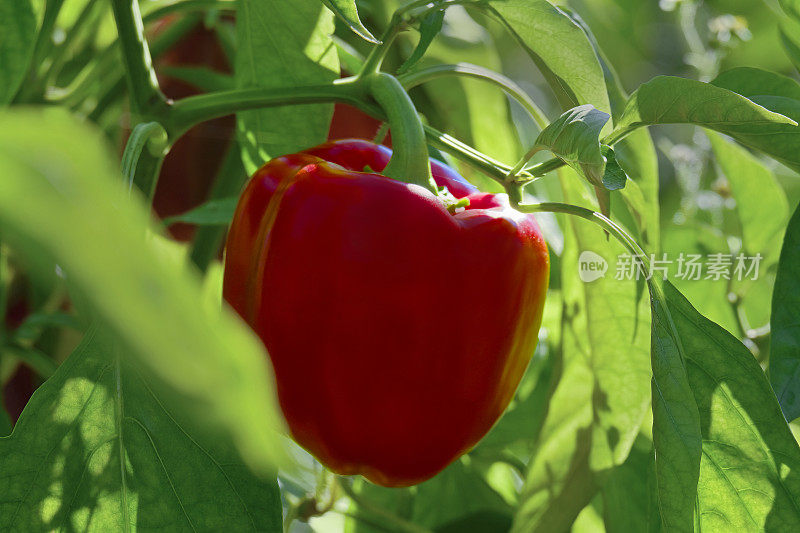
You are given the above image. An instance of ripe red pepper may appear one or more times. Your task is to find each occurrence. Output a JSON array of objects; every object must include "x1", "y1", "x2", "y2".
[{"x1": 223, "y1": 140, "x2": 549, "y2": 486}]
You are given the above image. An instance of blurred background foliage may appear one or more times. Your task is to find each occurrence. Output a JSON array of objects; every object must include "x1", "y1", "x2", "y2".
[{"x1": 2, "y1": 0, "x2": 800, "y2": 531}]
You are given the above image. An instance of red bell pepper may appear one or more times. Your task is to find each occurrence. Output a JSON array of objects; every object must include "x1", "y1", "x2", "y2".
[{"x1": 223, "y1": 139, "x2": 549, "y2": 486}]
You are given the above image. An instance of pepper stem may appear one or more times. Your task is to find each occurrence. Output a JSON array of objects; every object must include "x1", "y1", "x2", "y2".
[{"x1": 365, "y1": 72, "x2": 436, "y2": 193}]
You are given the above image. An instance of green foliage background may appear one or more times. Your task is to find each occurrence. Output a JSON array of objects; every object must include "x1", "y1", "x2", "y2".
[{"x1": 1, "y1": 0, "x2": 800, "y2": 532}]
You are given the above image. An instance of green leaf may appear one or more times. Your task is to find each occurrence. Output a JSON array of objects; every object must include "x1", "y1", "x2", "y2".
[
  {"x1": 236, "y1": 0, "x2": 339, "y2": 173},
  {"x1": 712, "y1": 67, "x2": 800, "y2": 101},
  {"x1": 602, "y1": 435, "x2": 661, "y2": 532},
  {"x1": 0, "y1": 0, "x2": 37, "y2": 105},
  {"x1": 0, "y1": 329, "x2": 283, "y2": 531},
  {"x1": 610, "y1": 76, "x2": 800, "y2": 172},
  {"x1": 320, "y1": 0, "x2": 379, "y2": 44},
  {"x1": 478, "y1": 0, "x2": 611, "y2": 116},
  {"x1": 532, "y1": 105, "x2": 610, "y2": 186},
  {"x1": 779, "y1": 18, "x2": 800, "y2": 72},
  {"x1": 162, "y1": 197, "x2": 239, "y2": 228},
  {"x1": 564, "y1": 6, "x2": 660, "y2": 249},
  {"x1": 512, "y1": 172, "x2": 652, "y2": 532},
  {"x1": 662, "y1": 281, "x2": 800, "y2": 530},
  {"x1": 781, "y1": 0, "x2": 800, "y2": 19},
  {"x1": 707, "y1": 131, "x2": 789, "y2": 267},
  {"x1": 397, "y1": 9, "x2": 444, "y2": 74},
  {"x1": 771, "y1": 203, "x2": 800, "y2": 422},
  {"x1": 601, "y1": 145, "x2": 627, "y2": 191},
  {"x1": 0, "y1": 108, "x2": 285, "y2": 474},
  {"x1": 649, "y1": 285, "x2": 702, "y2": 533},
  {"x1": 412, "y1": 460, "x2": 512, "y2": 531}
]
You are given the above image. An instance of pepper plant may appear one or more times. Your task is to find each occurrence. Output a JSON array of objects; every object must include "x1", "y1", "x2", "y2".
[{"x1": 1, "y1": 0, "x2": 800, "y2": 531}]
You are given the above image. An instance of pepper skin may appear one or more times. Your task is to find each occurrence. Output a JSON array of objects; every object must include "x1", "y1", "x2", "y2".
[{"x1": 223, "y1": 140, "x2": 549, "y2": 486}]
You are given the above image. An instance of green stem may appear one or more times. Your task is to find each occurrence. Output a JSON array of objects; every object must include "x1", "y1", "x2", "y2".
[
  {"x1": 15, "y1": 0, "x2": 65, "y2": 102},
  {"x1": 358, "y1": 14, "x2": 404, "y2": 76},
  {"x1": 515, "y1": 201, "x2": 669, "y2": 304},
  {"x1": 42, "y1": 0, "x2": 103, "y2": 88},
  {"x1": 399, "y1": 63, "x2": 549, "y2": 129},
  {"x1": 423, "y1": 126, "x2": 534, "y2": 184},
  {"x1": 166, "y1": 80, "x2": 364, "y2": 138},
  {"x1": 365, "y1": 73, "x2": 435, "y2": 191},
  {"x1": 110, "y1": 0, "x2": 167, "y2": 116},
  {"x1": 121, "y1": 122, "x2": 169, "y2": 199}
]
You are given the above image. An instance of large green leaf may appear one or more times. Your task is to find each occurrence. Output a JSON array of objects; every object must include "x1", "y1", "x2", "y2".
[
  {"x1": 0, "y1": 108, "x2": 285, "y2": 473},
  {"x1": 0, "y1": 0, "x2": 37, "y2": 105},
  {"x1": 0, "y1": 330, "x2": 282, "y2": 531},
  {"x1": 649, "y1": 285, "x2": 702, "y2": 533},
  {"x1": 664, "y1": 281, "x2": 800, "y2": 531},
  {"x1": 236, "y1": 0, "x2": 339, "y2": 173},
  {"x1": 478, "y1": 0, "x2": 611, "y2": 116},
  {"x1": 610, "y1": 76, "x2": 800, "y2": 172},
  {"x1": 771, "y1": 204, "x2": 800, "y2": 423},
  {"x1": 512, "y1": 172, "x2": 652, "y2": 532}
]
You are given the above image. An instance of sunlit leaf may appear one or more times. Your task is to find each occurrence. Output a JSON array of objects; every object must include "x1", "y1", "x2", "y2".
[
  {"x1": 236, "y1": 0, "x2": 339, "y2": 173},
  {"x1": 662, "y1": 281, "x2": 800, "y2": 531},
  {"x1": 611, "y1": 76, "x2": 800, "y2": 172},
  {"x1": 478, "y1": 0, "x2": 611, "y2": 116},
  {"x1": 0, "y1": 330, "x2": 283, "y2": 531},
  {"x1": 513, "y1": 172, "x2": 652, "y2": 532}
]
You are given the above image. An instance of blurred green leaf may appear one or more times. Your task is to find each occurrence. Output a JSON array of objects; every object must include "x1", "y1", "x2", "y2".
[
  {"x1": 771, "y1": 203, "x2": 800, "y2": 422},
  {"x1": 321, "y1": 0, "x2": 379, "y2": 43},
  {"x1": 713, "y1": 67, "x2": 800, "y2": 101},
  {"x1": 661, "y1": 281, "x2": 800, "y2": 531},
  {"x1": 0, "y1": 329, "x2": 283, "y2": 531},
  {"x1": 779, "y1": 18, "x2": 800, "y2": 72},
  {"x1": 0, "y1": 108, "x2": 285, "y2": 473},
  {"x1": 781, "y1": 0, "x2": 800, "y2": 19},
  {"x1": 12, "y1": 311, "x2": 83, "y2": 342},
  {"x1": 513, "y1": 172, "x2": 652, "y2": 533},
  {"x1": 707, "y1": 133, "x2": 790, "y2": 252},
  {"x1": 163, "y1": 197, "x2": 238, "y2": 228},
  {"x1": 478, "y1": 0, "x2": 611, "y2": 117},
  {"x1": 236, "y1": 0, "x2": 339, "y2": 173},
  {"x1": 0, "y1": 0, "x2": 37, "y2": 105}
]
